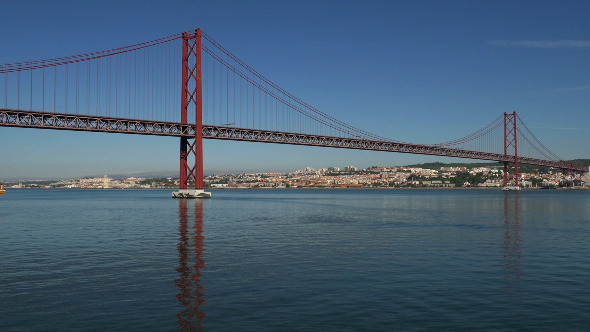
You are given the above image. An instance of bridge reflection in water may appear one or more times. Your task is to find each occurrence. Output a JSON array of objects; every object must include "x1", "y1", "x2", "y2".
[
  {"x1": 176, "y1": 199, "x2": 206, "y2": 330},
  {"x1": 503, "y1": 192, "x2": 522, "y2": 282}
]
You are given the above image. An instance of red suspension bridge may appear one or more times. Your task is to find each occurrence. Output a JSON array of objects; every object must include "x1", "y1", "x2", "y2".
[{"x1": 0, "y1": 28, "x2": 587, "y2": 192}]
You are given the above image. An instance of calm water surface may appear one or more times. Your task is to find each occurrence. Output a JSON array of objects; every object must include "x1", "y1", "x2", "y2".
[{"x1": 1, "y1": 189, "x2": 589, "y2": 330}]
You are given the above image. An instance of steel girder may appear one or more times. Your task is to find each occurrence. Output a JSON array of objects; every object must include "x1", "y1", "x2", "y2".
[
  {"x1": 202, "y1": 126, "x2": 587, "y2": 172},
  {"x1": 0, "y1": 109, "x2": 193, "y2": 136},
  {"x1": 1, "y1": 109, "x2": 587, "y2": 172}
]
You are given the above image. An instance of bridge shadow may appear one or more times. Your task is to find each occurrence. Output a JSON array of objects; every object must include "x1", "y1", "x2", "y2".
[
  {"x1": 503, "y1": 191, "x2": 522, "y2": 283},
  {"x1": 175, "y1": 199, "x2": 206, "y2": 331}
]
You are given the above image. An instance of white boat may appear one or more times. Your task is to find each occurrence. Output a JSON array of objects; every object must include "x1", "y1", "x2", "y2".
[
  {"x1": 171, "y1": 189, "x2": 211, "y2": 199},
  {"x1": 502, "y1": 185, "x2": 521, "y2": 191}
]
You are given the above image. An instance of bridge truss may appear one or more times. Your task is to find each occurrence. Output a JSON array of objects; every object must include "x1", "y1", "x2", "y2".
[{"x1": 1, "y1": 108, "x2": 585, "y2": 173}]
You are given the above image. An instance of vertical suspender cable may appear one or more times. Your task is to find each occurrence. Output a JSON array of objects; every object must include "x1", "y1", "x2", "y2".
[
  {"x1": 4, "y1": 72, "x2": 7, "y2": 108},
  {"x1": 204, "y1": 48, "x2": 207, "y2": 124},
  {"x1": 154, "y1": 46, "x2": 157, "y2": 121},
  {"x1": 254, "y1": 75, "x2": 256, "y2": 129},
  {"x1": 145, "y1": 47, "x2": 147, "y2": 120},
  {"x1": 127, "y1": 51, "x2": 131, "y2": 119},
  {"x1": 221, "y1": 59, "x2": 224, "y2": 125},
  {"x1": 148, "y1": 47, "x2": 151, "y2": 120},
  {"x1": 30, "y1": 62, "x2": 33, "y2": 110},
  {"x1": 42, "y1": 63, "x2": 45, "y2": 112},
  {"x1": 246, "y1": 80, "x2": 248, "y2": 127},
  {"x1": 115, "y1": 55, "x2": 119, "y2": 117},
  {"x1": 86, "y1": 59, "x2": 90, "y2": 114},
  {"x1": 226, "y1": 61, "x2": 229, "y2": 124},
  {"x1": 85, "y1": 60, "x2": 88, "y2": 114},
  {"x1": 133, "y1": 50, "x2": 136, "y2": 119},
  {"x1": 66, "y1": 63, "x2": 69, "y2": 113},
  {"x1": 17, "y1": 70, "x2": 20, "y2": 109},
  {"x1": 166, "y1": 42, "x2": 169, "y2": 121},
  {"x1": 240, "y1": 76, "x2": 242, "y2": 127},
  {"x1": 144, "y1": 48, "x2": 147, "y2": 120},
  {"x1": 76, "y1": 62, "x2": 79, "y2": 114},
  {"x1": 108, "y1": 58, "x2": 111, "y2": 116},
  {"x1": 213, "y1": 58, "x2": 216, "y2": 125},
  {"x1": 97, "y1": 59, "x2": 100, "y2": 116},
  {"x1": 4, "y1": 73, "x2": 8, "y2": 108},
  {"x1": 135, "y1": 50, "x2": 138, "y2": 119},
  {"x1": 155, "y1": 45, "x2": 159, "y2": 121},
  {"x1": 233, "y1": 70, "x2": 236, "y2": 125},
  {"x1": 54, "y1": 66, "x2": 57, "y2": 113}
]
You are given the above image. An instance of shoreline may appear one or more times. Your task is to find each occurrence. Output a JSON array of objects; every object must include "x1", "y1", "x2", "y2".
[{"x1": 3, "y1": 186, "x2": 588, "y2": 191}]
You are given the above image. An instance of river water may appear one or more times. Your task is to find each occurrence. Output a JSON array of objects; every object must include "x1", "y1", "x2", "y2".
[{"x1": 1, "y1": 189, "x2": 589, "y2": 330}]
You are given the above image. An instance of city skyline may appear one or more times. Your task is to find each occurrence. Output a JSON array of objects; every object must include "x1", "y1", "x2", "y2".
[
  {"x1": 1, "y1": 1, "x2": 589, "y2": 179},
  {"x1": 3, "y1": 158, "x2": 587, "y2": 182},
  {"x1": 4, "y1": 163, "x2": 584, "y2": 189}
]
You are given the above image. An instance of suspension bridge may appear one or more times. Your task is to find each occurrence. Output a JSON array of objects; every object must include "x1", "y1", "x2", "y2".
[{"x1": 0, "y1": 29, "x2": 587, "y2": 195}]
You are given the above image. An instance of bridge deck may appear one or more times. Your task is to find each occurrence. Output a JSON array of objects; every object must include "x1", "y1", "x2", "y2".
[{"x1": 1, "y1": 109, "x2": 586, "y2": 172}]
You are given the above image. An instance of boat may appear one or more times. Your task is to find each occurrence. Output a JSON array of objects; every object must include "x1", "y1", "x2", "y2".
[
  {"x1": 171, "y1": 189, "x2": 211, "y2": 199},
  {"x1": 502, "y1": 185, "x2": 521, "y2": 191},
  {"x1": 0, "y1": 184, "x2": 5, "y2": 195}
]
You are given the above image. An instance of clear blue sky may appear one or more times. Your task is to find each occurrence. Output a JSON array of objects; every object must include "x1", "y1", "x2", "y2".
[{"x1": 1, "y1": 0, "x2": 589, "y2": 179}]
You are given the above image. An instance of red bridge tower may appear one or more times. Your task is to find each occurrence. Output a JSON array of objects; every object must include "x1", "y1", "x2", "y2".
[
  {"x1": 503, "y1": 111, "x2": 519, "y2": 187},
  {"x1": 173, "y1": 29, "x2": 210, "y2": 198}
]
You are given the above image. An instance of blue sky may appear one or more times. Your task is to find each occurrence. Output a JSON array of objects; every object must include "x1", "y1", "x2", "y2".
[{"x1": 1, "y1": 0, "x2": 589, "y2": 179}]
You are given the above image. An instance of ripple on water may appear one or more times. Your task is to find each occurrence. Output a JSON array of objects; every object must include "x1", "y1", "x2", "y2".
[{"x1": 1, "y1": 189, "x2": 589, "y2": 330}]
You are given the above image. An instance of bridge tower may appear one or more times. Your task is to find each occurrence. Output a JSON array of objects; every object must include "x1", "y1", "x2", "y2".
[
  {"x1": 503, "y1": 111, "x2": 519, "y2": 187},
  {"x1": 174, "y1": 29, "x2": 210, "y2": 198}
]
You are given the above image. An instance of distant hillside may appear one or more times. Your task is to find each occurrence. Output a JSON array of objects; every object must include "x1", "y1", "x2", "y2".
[
  {"x1": 570, "y1": 159, "x2": 590, "y2": 166},
  {"x1": 405, "y1": 160, "x2": 589, "y2": 172},
  {"x1": 405, "y1": 162, "x2": 502, "y2": 170}
]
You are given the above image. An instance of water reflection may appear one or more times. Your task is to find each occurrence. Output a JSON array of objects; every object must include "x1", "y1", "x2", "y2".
[
  {"x1": 503, "y1": 192, "x2": 522, "y2": 281},
  {"x1": 176, "y1": 199, "x2": 206, "y2": 331}
]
